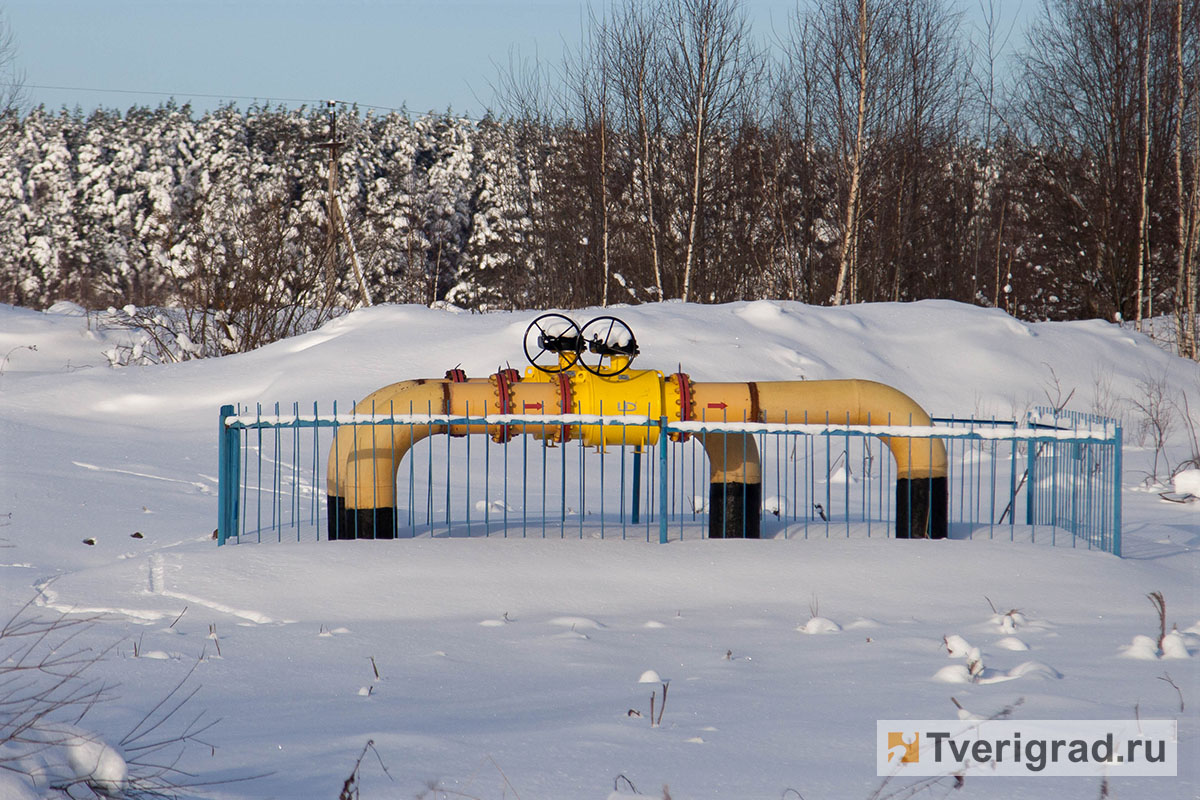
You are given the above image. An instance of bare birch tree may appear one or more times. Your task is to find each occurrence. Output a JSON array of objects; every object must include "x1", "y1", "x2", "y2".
[
  {"x1": 967, "y1": 0, "x2": 1018, "y2": 306},
  {"x1": 564, "y1": 7, "x2": 617, "y2": 306},
  {"x1": 1172, "y1": 0, "x2": 1199, "y2": 357},
  {"x1": 1136, "y1": 0, "x2": 1154, "y2": 328},
  {"x1": 881, "y1": 0, "x2": 967, "y2": 301},
  {"x1": 610, "y1": 0, "x2": 667, "y2": 300},
  {"x1": 804, "y1": 0, "x2": 901, "y2": 305},
  {"x1": 1189, "y1": 55, "x2": 1200, "y2": 358},
  {"x1": 662, "y1": 0, "x2": 761, "y2": 301},
  {"x1": 839, "y1": 0, "x2": 870, "y2": 305},
  {"x1": 773, "y1": 14, "x2": 823, "y2": 301}
]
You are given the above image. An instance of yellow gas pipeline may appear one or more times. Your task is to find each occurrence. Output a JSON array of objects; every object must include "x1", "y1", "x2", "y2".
[{"x1": 326, "y1": 315, "x2": 947, "y2": 540}]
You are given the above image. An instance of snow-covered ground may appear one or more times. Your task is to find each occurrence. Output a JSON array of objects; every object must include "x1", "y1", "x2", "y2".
[{"x1": 0, "y1": 299, "x2": 1197, "y2": 800}]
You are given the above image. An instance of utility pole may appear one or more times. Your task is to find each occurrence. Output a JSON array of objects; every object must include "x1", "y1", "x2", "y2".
[{"x1": 317, "y1": 100, "x2": 372, "y2": 307}]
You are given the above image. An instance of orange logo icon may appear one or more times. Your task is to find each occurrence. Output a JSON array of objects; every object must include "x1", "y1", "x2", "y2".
[{"x1": 887, "y1": 732, "x2": 920, "y2": 764}]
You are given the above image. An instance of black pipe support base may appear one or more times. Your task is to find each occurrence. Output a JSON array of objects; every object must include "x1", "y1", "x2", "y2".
[
  {"x1": 327, "y1": 496, "x2": 396, "y2": 540},
  {"x1": 708, "y1": 482, "x2": 762, "y2": 539},
  {"x1": 895, "y1": 477, "x2": 948, "y2": 539},
  {"x1": 327, "y1": 496, "x2": 351, "y2": 540}
]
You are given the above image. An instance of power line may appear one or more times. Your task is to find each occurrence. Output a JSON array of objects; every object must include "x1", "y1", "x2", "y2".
[
  {"x1": 24, "y1": 82, "x2": 408, "y2": 114},
  {"x1": 27, "y1": 82, "x2": 320, "y2": 106}
]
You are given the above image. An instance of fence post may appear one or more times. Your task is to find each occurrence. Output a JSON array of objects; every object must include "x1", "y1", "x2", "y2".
[
  {"x1": 1112, "y1": 425, "x2": 1123, "y2": 557},
  {"x1": 659, "y1": 417, "x2": 669, "y2": 544},
  {"x1": 217, "y1": 404, "x2": 239, "y2": 546},
  {"x1": 1025, "y1": 435, "x2": 1037, "y2": 526},
  {"x1": 631, "y1": 446, "x2": 642, "y2": 525}
]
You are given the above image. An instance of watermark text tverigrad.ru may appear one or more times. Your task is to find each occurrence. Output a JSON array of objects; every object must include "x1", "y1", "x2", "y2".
[{"x1": 877, "y1": 720, "x2": 1177, "y2": 777}]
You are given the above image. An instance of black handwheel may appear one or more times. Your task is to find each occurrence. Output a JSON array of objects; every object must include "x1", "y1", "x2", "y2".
[
  {"x1": 579, "y1": 316, "x2": 638, "y2": 376},
  {"x1": 523, "y1": 313, "x2": 583, "y2": 373}
]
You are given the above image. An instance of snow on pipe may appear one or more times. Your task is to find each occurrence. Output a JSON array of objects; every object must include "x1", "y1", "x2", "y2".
[{"x1": 325, "y1": 371, "x2": 948, "y2": 541}]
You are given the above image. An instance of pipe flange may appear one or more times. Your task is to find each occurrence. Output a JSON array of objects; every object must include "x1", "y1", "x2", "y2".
[
  {"x1": 669, "y1": 372, "x2": 693, "y2": 442},
  {"x1": 557, "y1": 372, "x2": 574, "y2": 444},
  {"x1": 490, "y1": 368, "x2": 521, "y2": 443},
  {"x1": 441, "y1": 381, "x2": 467, "y2": 437}
]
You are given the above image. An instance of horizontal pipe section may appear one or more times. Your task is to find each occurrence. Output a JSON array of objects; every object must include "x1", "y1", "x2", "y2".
[
  {"x1": 325, "y1": 373, "x2": 948, "y2": 539},
  {"x1": 691, "y1": 379, "x2": 947, "y2": 480}
]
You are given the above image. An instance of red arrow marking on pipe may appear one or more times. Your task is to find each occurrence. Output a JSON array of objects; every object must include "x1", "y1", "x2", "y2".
[
  {"x1": 523, "y1": 402, "x2": 544, "y2": 412},
  {"x1": 706, "y1": 402, "x2": 728, "y2": 410}
]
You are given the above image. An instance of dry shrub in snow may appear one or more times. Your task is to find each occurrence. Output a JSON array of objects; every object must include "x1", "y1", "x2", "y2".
[{"x1": 0, "y1": 600, "x2": 246, "y2": 798}]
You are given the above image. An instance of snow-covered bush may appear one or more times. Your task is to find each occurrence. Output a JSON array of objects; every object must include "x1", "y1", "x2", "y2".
[
  {"x1": 0, "y1": 602, "x2": 230, "y2": 798},
  {"x1": 93, "y1": 302, "x2": 345, "y2": 365}
]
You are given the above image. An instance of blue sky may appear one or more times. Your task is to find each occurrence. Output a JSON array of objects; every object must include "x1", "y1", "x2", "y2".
[{"x1": 8, "y1": 0, "x2": 1026, "y2": 118}]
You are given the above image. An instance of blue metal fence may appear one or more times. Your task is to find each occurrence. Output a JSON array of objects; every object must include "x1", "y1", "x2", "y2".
[
  {"x1": 217, "y1": 404, "x2": 1123, "y2": 554},
  {"x1": 1023, "y1": 407, "x2": 1124, "y2": 554}
]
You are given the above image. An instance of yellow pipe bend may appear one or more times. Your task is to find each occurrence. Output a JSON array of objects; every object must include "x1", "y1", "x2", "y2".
[
  {"x1": 690, "y1": 379, "x2": 948, "y2": 481},
  {"x1": 326, "y1": 379, "x2": 441, "y2": 510},
  {"x1": 329, "y1": 377, "x2": 564, "y2": 510}
]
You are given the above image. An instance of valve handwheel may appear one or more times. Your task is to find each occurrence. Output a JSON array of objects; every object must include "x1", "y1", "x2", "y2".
[
  {"x1": 579, "y1": 316, "x2": 639, "y2": 376},
  {"x1": 523, "y1": 313, "x2": 584, "y2": 373}
]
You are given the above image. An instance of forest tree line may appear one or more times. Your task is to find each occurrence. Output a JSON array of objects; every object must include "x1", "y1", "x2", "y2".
[{"x1": 1, "y1": 0, "x2": 1197, "y2": 357}]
